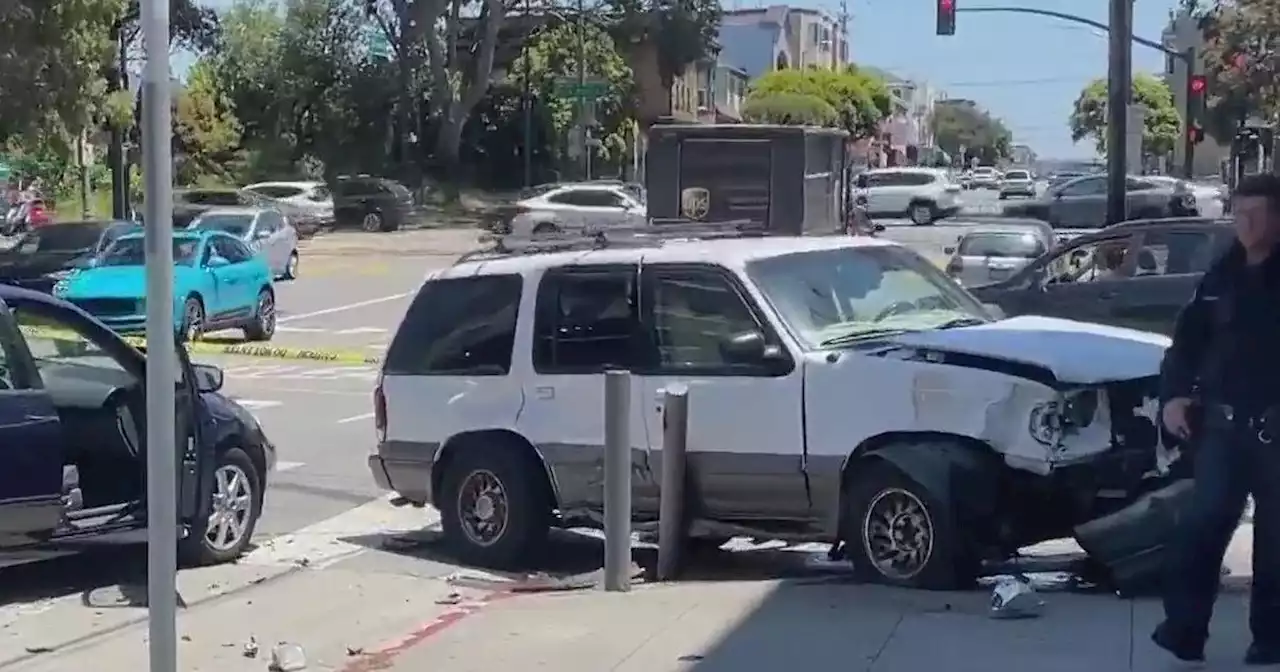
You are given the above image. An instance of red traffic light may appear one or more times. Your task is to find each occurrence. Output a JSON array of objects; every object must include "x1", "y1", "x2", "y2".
[
  {"x1": 936, "y1": 0, "x2": 956, "y2": 35},
  {"x1": 1189, "y1": 75, "x2": 1206, "y2": 94}
]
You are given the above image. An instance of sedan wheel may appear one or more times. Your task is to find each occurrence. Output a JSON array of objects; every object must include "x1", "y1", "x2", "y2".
[
  {"x1": 179, "y1": 447, "x2": 263, "y2": 566},
  {"x1": 361, "y1": 213, "x2": 382, "y2": 232}
]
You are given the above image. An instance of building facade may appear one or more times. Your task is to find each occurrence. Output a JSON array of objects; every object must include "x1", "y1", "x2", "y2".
[{"x1": 718, "y1": 5, "x2": 848, "y2": 79}]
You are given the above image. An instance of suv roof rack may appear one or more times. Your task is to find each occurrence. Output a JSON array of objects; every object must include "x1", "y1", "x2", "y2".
[{"x1": 456, "y1": 219, "x2": 762, "y2": 263}]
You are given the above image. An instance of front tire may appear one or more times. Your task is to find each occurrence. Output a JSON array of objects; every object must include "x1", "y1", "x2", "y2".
[
  {"x1": 843, "y1": 460, "x2": 968, "y2": 589},
  {"x1": 438, "y1": 442, "x2": 551, "y2": 569},
  {"x1": 360, "y1": 212, "x2": 383, "y2": 232},
  {"x1": 179, "y1": 447, "x2": 263, "y2": 566},
  {"x1": 243, "y1": 289, "x2": 276, "y2": 342}
]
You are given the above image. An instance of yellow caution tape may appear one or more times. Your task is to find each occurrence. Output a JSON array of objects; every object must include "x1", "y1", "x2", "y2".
[{"x1": 18, "y1": 325, "x2": 382, "y2": 366}]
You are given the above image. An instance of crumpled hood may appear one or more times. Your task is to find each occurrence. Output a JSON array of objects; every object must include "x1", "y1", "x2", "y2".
[{"x1": 886, "y1": 315, "x2": 1170, "y2": 384}]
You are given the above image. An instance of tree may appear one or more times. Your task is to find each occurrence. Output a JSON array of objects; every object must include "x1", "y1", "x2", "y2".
[
  {"x1": 744, "y1": 67, "x2": 889, "y2": 138},
  {"x1": 742, "y1": 92, "x2": 837, "y2": 126},
  {"x1": 931, "y1": 100, "x2": 1012, "y2": 165},
  {"x1": 174, "y1": 60, "x2": 242, "y2": 184},
  {"x1": 0, "y1": 0, "x2": 125, "y2": 142},
  {"x1": 1068, "y1": 73, "x2": 1180, "y2": 156},
  {"x1": 1198, "y1": 0, "x2": 1280, "y2": 141}
]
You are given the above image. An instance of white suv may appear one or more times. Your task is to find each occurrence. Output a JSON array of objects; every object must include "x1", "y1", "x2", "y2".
[
  {"x1": 853, "y1": 168, "x2": 963, "y2": 225},
  {"x1": 508, "y1": 183, "x2": 646, "y2": 235},
  {"x1": 369, "y1": 228, "x2": 1177, "y2": 589}
]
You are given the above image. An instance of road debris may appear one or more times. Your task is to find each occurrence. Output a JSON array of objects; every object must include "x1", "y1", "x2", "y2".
[
  {"x1": 989, "y1": 575, "x2": 1045, "y2": 619},
  {"x1": 269, "y1": 642, "x2": 307, "y2": 671},
  {"x1": 243, "y1": 636, "x2": 260, "y2": 658}
]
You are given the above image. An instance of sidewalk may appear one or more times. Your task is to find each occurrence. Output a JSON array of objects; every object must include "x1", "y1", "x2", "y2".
[
  {"x1": 4, "y1": 559, "x2": 1256, "y2": 672},
  {"x1": 299, "y1": 228, "x2": 482, "y2": 257}
]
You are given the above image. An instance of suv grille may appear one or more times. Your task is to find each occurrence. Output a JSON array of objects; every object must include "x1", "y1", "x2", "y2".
[{"x1": 72, "y1": 298, "x2": 138, "y2": 317}]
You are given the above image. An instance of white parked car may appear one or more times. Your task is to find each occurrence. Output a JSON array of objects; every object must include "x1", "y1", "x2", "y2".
[
  {"x1": 853, "y1": 168, "x2": 964, "y2": 225},
  {"x1": 998, "y1": 169, "x2": 1036, "y2": 199},
  {"x1": 189, "y1": 207, "x2": 300, "y2": 279},
  {"x1": 969, "y1": 166, "x2": 1000, "y2": 189},
  {"x1": 242, "y1": 181, "x2": 335, "y2": 225},
  {"x1": 508, "y1": 183, "x2": 647, "y2": 235},
  {"x1": 368, "y1": 227, "x2": 1179, "y2": 589}
]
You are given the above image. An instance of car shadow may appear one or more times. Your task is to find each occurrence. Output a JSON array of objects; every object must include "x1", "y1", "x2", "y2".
[
  {"x1": 338, "y1": 525, "x2": 870, "y2": 590},
  {"x1": 0, "y1": 546, "x2": 152, "y2": 611}
]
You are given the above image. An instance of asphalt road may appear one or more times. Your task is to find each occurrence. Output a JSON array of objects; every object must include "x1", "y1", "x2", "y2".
[{"x1": 875, "y1": 184, "x2": 1037, "y2": 263}]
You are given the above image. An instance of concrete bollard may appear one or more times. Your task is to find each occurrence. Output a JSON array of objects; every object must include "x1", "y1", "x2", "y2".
[
  {"x1": 602, "y1": 369, "x2": 632, "y2": 592},
  {"x1": 657, "y1": 384, "x2": 689, "y2": 581}
]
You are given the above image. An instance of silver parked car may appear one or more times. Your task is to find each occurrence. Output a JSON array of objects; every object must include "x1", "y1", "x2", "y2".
[
  {"x1": 998, "y1": 169, "x2": 1036, "y2": 199},
  {"x1": 944, "y1": 221, "x2": 1054, "y2": 287},
  {"x1": 1003, "y1": 174, "x2": 1198, "y2": 228},
  {"x1": 188, "y1": 207, "x2": 300, "y2": 279}
]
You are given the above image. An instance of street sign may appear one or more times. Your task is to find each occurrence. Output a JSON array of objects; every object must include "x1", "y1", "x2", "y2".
[
  {"x1": 554, "y1": 78, "x2": 610, "y2": 99},
  {"x1": 366, "y1": 25, "x2": 392, "y2": 60}
]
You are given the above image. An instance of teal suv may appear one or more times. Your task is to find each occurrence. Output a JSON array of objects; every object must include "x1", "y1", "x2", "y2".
[{"x1": 52, "y1": 230, "x2": 276, "y2": 342}]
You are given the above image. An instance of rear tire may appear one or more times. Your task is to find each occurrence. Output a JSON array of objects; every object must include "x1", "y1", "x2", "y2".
[
  {"x1": 360, "y1": 212, "x2": 383, "y2": 232},
  {"x1": 283, "y1": 251, "x2": 299, "y2": 280},
  {"x1": 243, "y1": 289, "x2": 276, "y2": 342},
  {"x1": 532, "y1": 222, "x2": 560, "y2": 235},
  {"x1": 908, "y1": 202, "x2": 936, "y2": 226},
  {"x1": 438, "y1": 441, "x2": 551, "y2": 569},
  {"x1": 177, "y1": 297, "x2": 205, "y2": 343}
]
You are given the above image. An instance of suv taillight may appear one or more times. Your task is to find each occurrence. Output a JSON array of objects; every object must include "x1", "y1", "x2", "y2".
[{"x1": 373, "y1": 373, "x2": 387, "y2": 442}]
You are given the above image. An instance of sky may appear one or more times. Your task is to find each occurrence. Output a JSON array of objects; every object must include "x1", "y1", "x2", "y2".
[
  {"x1": 190, "y1": 0, "x2": 1177, "y2": 159},
  {"x1": 837, "y1": 0, "x2": 1179, "y2": 159}
]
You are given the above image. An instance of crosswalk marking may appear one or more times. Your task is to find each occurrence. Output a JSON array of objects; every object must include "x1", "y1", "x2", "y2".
[{"x1": 334, "y1": 327, "x2": 388, "y2": 335}]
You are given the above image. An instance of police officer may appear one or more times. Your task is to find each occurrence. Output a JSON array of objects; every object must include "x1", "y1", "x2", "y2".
[{"x1": 1153, "y1": 172, "x2": 1280, "y2": 665}]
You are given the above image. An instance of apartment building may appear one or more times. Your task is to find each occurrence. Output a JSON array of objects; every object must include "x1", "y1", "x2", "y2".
[
  {"x1": 718, "y1": 5, "x2": 848, "y2": 79},
  {"x1": 1162, "y1": 11, "x2": 1229, "y2": 177}
]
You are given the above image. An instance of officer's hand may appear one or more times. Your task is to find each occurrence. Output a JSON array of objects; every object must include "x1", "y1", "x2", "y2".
[{"x1": 1163, "y1": 397, "x2": 1194, "y2": 439}]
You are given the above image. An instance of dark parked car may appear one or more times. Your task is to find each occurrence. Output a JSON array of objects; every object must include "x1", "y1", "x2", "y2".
[
  {"x1": 166, "y1": 188, "x2": 266, "y2": 228},
  {"x1": 0, "y1": 284, "x2": 276, "y2": 568},
  {"x1": 330, "y1": 176, "x2": 417, "y2": 232},
  {"x1": 969, "y1": 218, "x2": 1234, "y2": 335},
  {"x1": 1003, "y1": 174, "x2": 1198, "y2": 228},
  {"x1": 0, "y1": 220, "x2": 136, "y2": 293}
]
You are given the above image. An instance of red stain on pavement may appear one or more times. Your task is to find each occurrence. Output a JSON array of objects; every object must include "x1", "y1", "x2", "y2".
[{"x1": 340, "y1": 591, "x2": 517, "y2": 672}]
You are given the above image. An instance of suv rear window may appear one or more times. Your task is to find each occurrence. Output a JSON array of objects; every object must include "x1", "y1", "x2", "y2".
[
  {"x1": 383, "y1": 275, "x2": 522, "y2": 375},
  {"x1": 1003, "y1": 171, "x2": 1029, "y2": 180}
]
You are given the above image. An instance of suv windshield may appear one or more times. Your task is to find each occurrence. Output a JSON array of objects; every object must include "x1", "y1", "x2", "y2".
[
  {"x1": 99, "y1": 236, "x2": 201, "y2": 267},
  {"x1": 192, "y1": 213, "x2": 255, "y2": 236},
  {"x1": 747, "y1": 245, "x2": 990, "y2": 348},
  {"x1": 958, "y1": 232, "x2": 1044, "y2": 258}
]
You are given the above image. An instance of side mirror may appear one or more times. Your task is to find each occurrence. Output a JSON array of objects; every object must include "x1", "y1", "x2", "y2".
[
  {"x1": 943, "y1": 246, "x2": 956, "y2": 254},
  {"x1": 983, "y1": 303, "x2": 1006, "y2": 320},
  {"x1": 719, "y1": 330, "x2": 783, "y2": 365},
  {"x1": 192, "y1": 364, "x2": 224, "y2": 392},
  {"x1": 206, "y1": 255, "x2": 229, "y2": 268},
  {"x1": 872, "y1": 223, "x2": 886, "y2": 232}
]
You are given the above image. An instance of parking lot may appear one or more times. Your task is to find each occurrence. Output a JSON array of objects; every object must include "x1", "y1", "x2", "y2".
[{"x1": 0, "y1": 218, "x2": 1261, "y2": 672}]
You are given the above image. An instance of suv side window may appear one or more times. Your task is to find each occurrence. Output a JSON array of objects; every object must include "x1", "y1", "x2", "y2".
[
  {"x1": 384, "y1": 275, "x2": 522, "y2": 375},
  {"x1": 258, "y1": 211, "x2": 282, "y2": 233},
  {"x1": 533, "y1": 266, "x2": 639, "y2": 372},
  {"x1": 1061, "y1": 177, "x2": 1106, "y2": 196},
  {"x1": 547, "y1": 189, "x2": 624, "y2": 208},
  {"x1": 898, "y1": 172, "x2": 935, "y2": 186},
  {"x1": 213, "y1": 236, "x2": 253, "y2": 263},
  {"x1": 1045, "y1": 235, "x2": 1133, "y2": 283},
  {"x1": 644, "y1": 266, "x2": 775, "y2": 374},
  {"x1": 1134, "y1": 230, "x2": 1217, "y2": 276}
]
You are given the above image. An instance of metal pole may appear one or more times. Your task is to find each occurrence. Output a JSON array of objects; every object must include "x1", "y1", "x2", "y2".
[
  {"x1": 141, "y1": 0, "x2": 178, "y2": 668},
  {"x1": 603, "y1": 369, "x2": 631, "y2": 592},
  {"x1": 1105, "y1": 0, "x2": 1132, "y2": 225},
  {"x1": 109, "y1": 24, "x2": 128, "y2": 220},
  {"x1": 576, "y1": 0, "x2": 587, "y2": 180},
  {"x1": 522, "y1": 4, "x2": 533, "y2": 188},
  {"x1": 656, "y1": 385, "x2": 688, "y2": 581},
  {"x1": 77, "y1": 132, "x2": 91, "y2": 219},
  {"x1": 1182, "y1": 47, "x2": 1196, "y2": 179}
]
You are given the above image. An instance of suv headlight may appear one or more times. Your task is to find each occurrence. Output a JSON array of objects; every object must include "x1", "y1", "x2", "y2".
[
  {"x1": 1028, "y1": 391, "x2": 1099, "y2": 446},
  {"x1": 1028, "y1": 400, "x2": 1063, "y2": 445}
]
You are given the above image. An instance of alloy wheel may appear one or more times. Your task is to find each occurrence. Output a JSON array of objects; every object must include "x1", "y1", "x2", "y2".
[
  {"x1": 205, "y1": 464, "x2": 254, "y2": 552},
  {"x1": 861, "y1": 487, "x2": 935, "y2": 581},
  {"x1": 455, "y1": 469, "x2": 509, "y2": 547}
]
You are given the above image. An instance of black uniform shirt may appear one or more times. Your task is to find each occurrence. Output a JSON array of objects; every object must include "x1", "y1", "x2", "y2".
[{"x1": 1160, "y1": 242, "x2": 1280, "y2": 414}]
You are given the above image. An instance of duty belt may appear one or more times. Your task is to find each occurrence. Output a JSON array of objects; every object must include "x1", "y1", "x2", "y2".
[{"x1": 1207, "y1": 403, "x2": 1280, "y2": 445}]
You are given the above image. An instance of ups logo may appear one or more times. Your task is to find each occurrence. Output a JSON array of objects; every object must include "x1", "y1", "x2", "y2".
[{"x1": 680, "y1": 187, "x2": 710, "y2": 220}]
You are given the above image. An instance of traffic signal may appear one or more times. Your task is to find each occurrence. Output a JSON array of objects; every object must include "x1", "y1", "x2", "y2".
[
  {"x1": 1189, "y1": 124, "x2": 1204, "y2": 144},
  {"x1": 936, "y1": 0, "x2": 956, "y2": 36},
  {"x1": 1189, "y1": 74, "x2": 1206, "y2": 95}
]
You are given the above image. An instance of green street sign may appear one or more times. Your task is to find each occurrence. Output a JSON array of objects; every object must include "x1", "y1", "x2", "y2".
[
  {"x1": 554, "y1": 79, "x2": 610, "y2": 99},
  {"x1": 365, "y1": 25, "x2": 391, "y2": 60}
]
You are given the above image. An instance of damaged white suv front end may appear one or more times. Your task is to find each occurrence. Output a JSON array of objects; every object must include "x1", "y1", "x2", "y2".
[{"x1": 746, "y1": 243, "x2": 1180, "y2": 589}]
